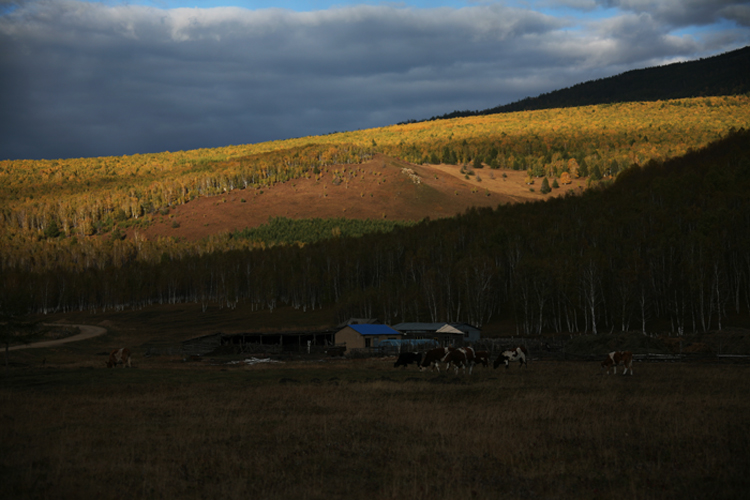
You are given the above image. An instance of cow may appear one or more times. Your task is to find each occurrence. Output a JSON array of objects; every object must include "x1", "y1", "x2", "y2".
[
  {"x1": 443, "y1": 348, "x2": 468, "y2": 375},
  {"x1": 420, "y1": 347, "x2": 450, "y2": 372},
  {"x1": 394, "y1": 351, "x2": 423, "y2": 368},
  {"x1": 493, "y1": 346, "x2": 528, "y2": 369},
  {"x1": 601, "y1": 351, "x2": 633, "y2": 375},
  {"x1": 106, "y1": 347, "x2": 131, "y2": 368},
  {"x1": 460, "y1": 346, "x2": 477, "y2": 375},
  {"x1": 474, "y1": 350, "x2": 490, "y2": 368}
]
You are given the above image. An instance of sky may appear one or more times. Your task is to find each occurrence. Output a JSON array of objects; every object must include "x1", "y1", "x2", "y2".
[{"x1": 1, "y1": 1, "x2": 749, "y2": 160}]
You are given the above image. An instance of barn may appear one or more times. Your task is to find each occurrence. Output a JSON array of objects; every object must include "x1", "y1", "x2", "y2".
[{"x1": 334, "y1": 324, "x2": 403, "y2": 352}]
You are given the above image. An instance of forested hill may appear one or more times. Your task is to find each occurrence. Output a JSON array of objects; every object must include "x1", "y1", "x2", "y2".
[
  {"x1": 4, "y1": 128, "x2": 750, "y2": 335},
  {"x1": 422, "y1": 45, "x2": 750, "y2": 122}
]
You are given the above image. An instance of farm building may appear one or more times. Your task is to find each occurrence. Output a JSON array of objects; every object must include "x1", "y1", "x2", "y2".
[
  {"x1": 177, "y1": 329, "x2": 337, "y2": 357},
  {"x1": 334, "y1": 324, "x2": 403, "y2": 351},
  {"x1": 220, "y1": 329, "x2": 337, "y2": 351},
  {"x1": 392, "y1": 322, "x2": 481, "y2": 345}
]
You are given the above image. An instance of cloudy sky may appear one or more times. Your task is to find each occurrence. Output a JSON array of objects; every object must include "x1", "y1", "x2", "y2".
[{"x1": 1, "y1": 0, "x2": 748, "y2": 160}]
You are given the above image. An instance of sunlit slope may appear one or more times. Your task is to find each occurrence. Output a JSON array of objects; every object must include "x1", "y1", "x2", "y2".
[
  {"x1": 132, "y1": 153, "x2": 553, "y2": 243},
  {"x1": 1, "y1": 96, "x2": 748, "y2": 240}
]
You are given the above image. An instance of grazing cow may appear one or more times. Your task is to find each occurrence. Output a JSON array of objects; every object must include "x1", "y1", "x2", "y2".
[
  {"x1": 106, "y1": 347, "x2": 131, "y2": 368},
  {"x1": 474, "y1": 350, "x2": 490, "y2": 368},
  {"x1": 460, "y1": 346, "x2": 477, "y2": 375},
  {"x1": 601, "y1": 351, "x2": 633, "y2": 375},
  {"x1": 493, "y1": 346, "x2": 528, "y2": 369},
  {"x1": 420, "y1": 347, "x2": 450, "y2": 372},
  {"x1": 394, "y1": 351, "x2": 423, "y2": 368},
  {"x1": 442, "y1": 348, "x2": 468, "y2": 375}
]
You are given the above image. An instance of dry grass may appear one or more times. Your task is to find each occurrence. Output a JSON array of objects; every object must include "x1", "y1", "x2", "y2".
[{"x1": 2, "y1": 358, "x2": 748, "y2": 500}]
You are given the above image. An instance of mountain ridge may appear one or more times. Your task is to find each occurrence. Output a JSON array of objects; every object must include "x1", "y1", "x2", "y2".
[{"x1": 414, "y1": 45, "x2": 750, "y2": 122}]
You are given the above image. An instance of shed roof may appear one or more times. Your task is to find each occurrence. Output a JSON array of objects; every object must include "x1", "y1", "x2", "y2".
[
  {"x1": 347, "y1": 324, "x2": 402, "y2": 336},
  {"x1": 436, "y1": 324, "x2": 465, "y2": 334}
]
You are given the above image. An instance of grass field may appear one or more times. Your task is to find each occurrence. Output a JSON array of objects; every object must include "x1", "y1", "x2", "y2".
[{"x1": 2, "y1": 353, "x2": 748, "y2": 500}]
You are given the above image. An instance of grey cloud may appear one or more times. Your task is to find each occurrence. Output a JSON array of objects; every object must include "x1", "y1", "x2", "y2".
[
  {"x1": 720, "y1": 4, "x2": 750, "y2": 26},
  {"x1": 583, "y1": 12, "x2": 700, "y2": 66},
  {"x1": 598, "y1": 0, "x2": 750, "y2": 27},
  {"x1": 0, "y1": 0, "x2": 747, "y2": 160}
]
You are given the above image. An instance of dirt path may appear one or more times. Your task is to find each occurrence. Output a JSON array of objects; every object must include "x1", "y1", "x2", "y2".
[{"x1": 8, "y1": 324, "x2": 107, "y2": 351}]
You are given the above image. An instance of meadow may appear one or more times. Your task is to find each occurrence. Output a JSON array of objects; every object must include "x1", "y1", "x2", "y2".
[{"x1": 2, "y1": 354, "x2": 748, "y2": 500}]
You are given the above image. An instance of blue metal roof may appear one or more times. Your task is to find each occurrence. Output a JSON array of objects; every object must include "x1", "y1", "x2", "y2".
[{"x1": 348, "y1": 324, "x2": 401, "y2": 336}]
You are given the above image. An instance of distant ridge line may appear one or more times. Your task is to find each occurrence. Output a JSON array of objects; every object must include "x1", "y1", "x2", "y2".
[{"x1": 404, "y1": 45, "x2": 750, "y2": 124}]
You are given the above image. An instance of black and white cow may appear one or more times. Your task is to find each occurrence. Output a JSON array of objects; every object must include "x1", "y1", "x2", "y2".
[
  {"x1": 394, "y1": 351, "x2": 423, "y2": 368},
  {"x1": 493, "y1": 346, "x2": 528, "y2": 369}
]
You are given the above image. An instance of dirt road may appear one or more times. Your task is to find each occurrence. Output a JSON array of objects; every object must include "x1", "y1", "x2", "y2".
[{"x1": 7, "y1": 324, "x2": 107, "y2": 351}]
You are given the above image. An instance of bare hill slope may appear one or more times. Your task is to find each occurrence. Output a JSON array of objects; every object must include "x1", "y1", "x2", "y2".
[{"x1": 136, "y1": 154, "x2": 585, "y2": 241}]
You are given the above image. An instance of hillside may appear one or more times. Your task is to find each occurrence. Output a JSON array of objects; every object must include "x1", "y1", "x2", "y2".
[
  {"x1": 2, "y1": 95, "x2": 747, "y2": 251},
  {"x1": 425, "y1": 45, "x2": 750, "y2": 121}
]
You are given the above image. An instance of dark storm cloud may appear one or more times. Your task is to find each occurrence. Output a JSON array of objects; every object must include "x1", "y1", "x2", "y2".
[{"x1": 0, "y1": 0, "x2": 748, "y2": 160}]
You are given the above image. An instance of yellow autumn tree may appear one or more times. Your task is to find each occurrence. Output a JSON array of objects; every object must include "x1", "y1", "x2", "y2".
[{"x1": 567, "y1": 158, "x2": 580, "y2": 178}]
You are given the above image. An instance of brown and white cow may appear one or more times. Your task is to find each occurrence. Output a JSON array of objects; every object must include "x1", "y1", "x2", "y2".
[
  {"x1": 443, "y1": 348, "x2": 469, "y2": 375},
  {"x1": 601, "y1": 351, "x2": 633, "y2": 375},
  {"x1": 493, "y1": 346, "x2": 528, "y2": 369},
  {"x1": 106, "y1": 347, "x2": 131, "y2": 368},
  {"x1": 461, "y1": 346, "x2": 478, "y2": 375},
  {"x1": 420, "y1": 347, "x2": 450, "y2": 372}
]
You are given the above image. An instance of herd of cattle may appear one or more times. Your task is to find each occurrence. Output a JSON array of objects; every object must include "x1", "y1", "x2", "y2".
[
  {"x1": 104, "y1": 344, "x2": 634, "y2": 375},
  {"x1": 394, "y1": 346, "x2": 635, "y2": 375},
  {"x1": 394, "y1": 346, "x2": 528, "y2": 374}
]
